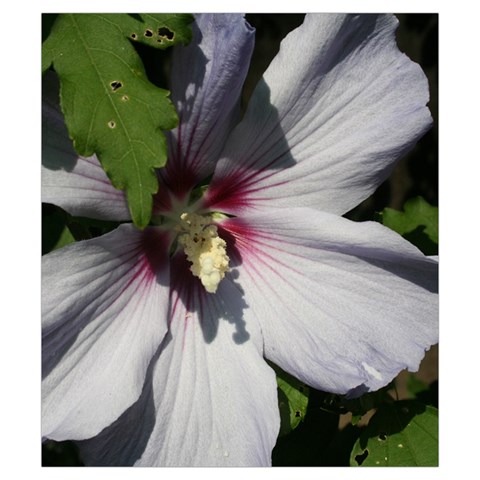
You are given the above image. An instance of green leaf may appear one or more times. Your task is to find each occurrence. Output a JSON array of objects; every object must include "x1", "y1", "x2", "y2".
[
  {"x1": 43, "y1": 203, "x2": 126, "y2": 254},
  {"x1": 378, "y1": 196, "x2": 438, "y2": 255},
  {"x1": 53, "y1": 225, "x2": 76, "y2": 250},
  {"x1": 118, "y1": 14, "x2": 194, "y2": 49},
  {"x1": 42, "y1": 206, "x2": 76, "y2": 254},
  {"x1": 406, "y1": 374, "x2": 429, "y2": 397},
  {"x1": 275, "y1": 367, "x2": 310, "y2": 437},
  {"x1": 42, "y1": 14, "x2": 193, "y2": 228},
  {"x1": 350, "y1": 401, "x2": 438, "y2": 466}
]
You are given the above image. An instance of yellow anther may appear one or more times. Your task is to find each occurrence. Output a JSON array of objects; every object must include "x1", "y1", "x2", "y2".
[{"x1": 178, "y1": 213, "x2": 229, "y2": 293}]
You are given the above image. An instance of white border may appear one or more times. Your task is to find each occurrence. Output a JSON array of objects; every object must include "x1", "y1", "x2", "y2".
[{"x1": 2, "y1": 1, "x2": 476, "y2": 479}]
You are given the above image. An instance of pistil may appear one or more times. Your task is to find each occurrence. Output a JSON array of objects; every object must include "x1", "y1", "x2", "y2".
[{"x1": 178, "y1": 213, "x2": 230, "y2": 293}]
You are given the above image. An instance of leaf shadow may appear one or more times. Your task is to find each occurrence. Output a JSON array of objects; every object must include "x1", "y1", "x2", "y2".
[
  {"x1": 403, "y1": 225, "x2": 438, "y2": 255},
  {"x1": 357, "y1": 400, "x2": 427, "y2": 452},
  {"x1": 42, "y1": 71, "x2": 78, "y2": 172}
]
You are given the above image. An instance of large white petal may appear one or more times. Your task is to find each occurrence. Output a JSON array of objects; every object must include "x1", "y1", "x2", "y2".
[
  {"x1": 205, "y1": 14, "x2": 432, "y2": 215},
  {"x1": 42, "y1": 225, "x2": 171, "y2": 440},
  {"x1": 222, "y1": 208, "x2": 438, "y2": 395},
  {"x1": 78, "y1": 255, "x2": 279, "y2": 466},
  {"x1": 42, "y1": 72, "x2": 130, "y2": 220},
  {"x1": 160, "y1": 14, "x2": 255, "y2": 197}
]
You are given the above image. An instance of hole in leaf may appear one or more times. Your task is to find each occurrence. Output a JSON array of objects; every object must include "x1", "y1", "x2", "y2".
[
  {"x1": 294, "y1": 410, "x2": 301, "y2": 418},
  {"x1": 130, "y1": 32, "x2": 138, "y2": 40},
  {"x1": 158, "y1": 27, "x2": 174, "y2": 39},
  {"x1": 110, "y1": 81, "x2": 123, "y2": 92},
  {"x1": 107, "y1": 120, "x2": 116, "y2": 129},
  {"x1": 378, "y1": 433, "x2": 387, "y2": 441},
  {"x1": 144, "y1": 29, "x2": 153, "y2": 37},
  {"x1": 354, "y1": 449, "x2": 369, "y2": 466}
]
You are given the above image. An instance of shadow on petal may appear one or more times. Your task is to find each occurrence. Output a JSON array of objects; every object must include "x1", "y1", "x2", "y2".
[
  {"x1": 169, "y1": 244, "x2": 250, "y2": 345},
  {"x1": 204, "y1": 79, "x2": 296, "y2": 213},
  {"x1": 42, "y1": 226, "x2": 171, "y2": 379},
  {"x1": 76, "y1": 337, "x2": 169, "y2": 466}
]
